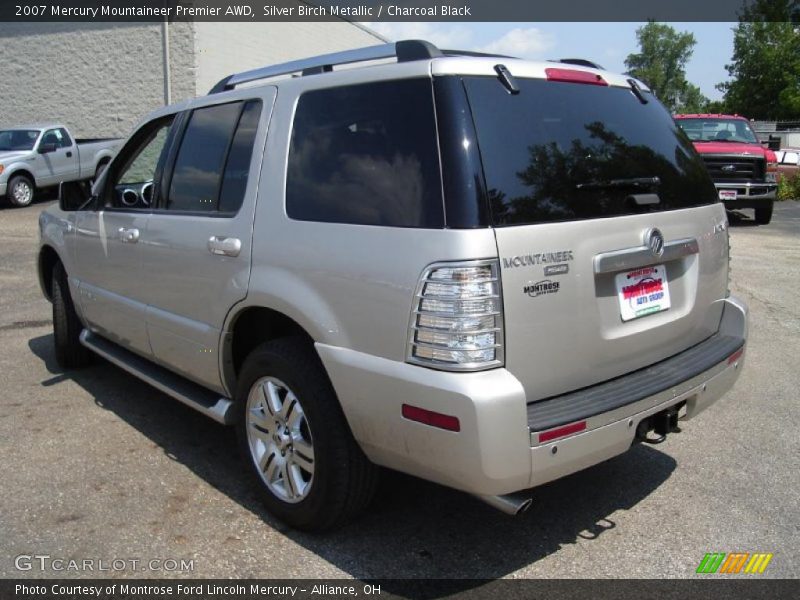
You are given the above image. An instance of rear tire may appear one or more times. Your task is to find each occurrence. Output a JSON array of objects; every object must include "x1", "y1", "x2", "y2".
[
  {"x1": 235, "y1": 337, "x2": 377, "y2": 531},
  {"x1": 7, "y1": 174, "x2": 34, "y2": 207},
  {"x1": 755, "y1": 202, "x2": 773, "y2": 225},
  {"x1": 52, "y1": 263, "x2": 92, "y2": 369}
]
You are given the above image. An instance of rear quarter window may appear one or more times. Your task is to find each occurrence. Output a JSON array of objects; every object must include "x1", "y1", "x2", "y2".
[
  {"x1": 462, "y1": 77, "x2": 718, "y2": 226},
  {"x1": 286, "y1": 79, "x2": 444, "y2": 228}
]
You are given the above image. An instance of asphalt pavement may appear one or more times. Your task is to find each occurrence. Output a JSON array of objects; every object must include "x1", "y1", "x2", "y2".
[{"x1": 0, "y1": 200, "x2": 797, "y2": 581}]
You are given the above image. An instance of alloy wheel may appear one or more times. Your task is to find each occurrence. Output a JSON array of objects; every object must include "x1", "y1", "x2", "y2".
[{"x1": 245, "y1": 376, "x2": 315, "y2": 503}]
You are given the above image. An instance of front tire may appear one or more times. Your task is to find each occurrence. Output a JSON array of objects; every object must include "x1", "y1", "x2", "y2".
[
  {"x1": 235, "y1": 337, "x2": 377, "y2": 531},
  {"x1": 755, "y1": 202, "x2": 773, "y2": 225},
  {"x1": 52, "y1": 263, "x2": 92, "y2": 369},
  {"x1": 7, "y1": 174, "x2": 34, "y2": 207}
]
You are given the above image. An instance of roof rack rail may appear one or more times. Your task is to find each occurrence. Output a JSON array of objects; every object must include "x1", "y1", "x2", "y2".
[
  {"x1": 441, "y1": 49, "x2": 516, "y2": 60},
  {"x1": 209, "y1": 39, "x2": 442, "y2": 94},
  {"x1": 557, "y1": 58, "x2": 605, "y2": 70}
]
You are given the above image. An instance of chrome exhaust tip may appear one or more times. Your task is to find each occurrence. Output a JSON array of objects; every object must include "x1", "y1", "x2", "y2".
[{"x1": 473, "y1": 493, "x2": 533, "y2": 516}]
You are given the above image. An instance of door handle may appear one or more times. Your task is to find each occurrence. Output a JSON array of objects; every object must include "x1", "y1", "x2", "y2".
[
  {"x1": 66, "y1": 151, "x2": 72, "y2": 157},
  {"x1": 118, "y1": 227, "x2": 139, "y2": 243},
  {"x1": 208, "y1": 236, "x2": 241, "y2": 257}
]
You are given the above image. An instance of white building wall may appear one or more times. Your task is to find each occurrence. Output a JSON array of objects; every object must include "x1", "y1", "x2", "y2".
[
  {"x1": 0, "y1": 22, "x2": 195, "y2": 138},
  {"x1": 193, "y1": 21, "x2": 386, "y2": 95},
  {"x1": 0, "y1": 20, "x2": 384, "y2": 138},
  {"x1": 787, "y1": 133, "x2": 800, "y2": 147}
]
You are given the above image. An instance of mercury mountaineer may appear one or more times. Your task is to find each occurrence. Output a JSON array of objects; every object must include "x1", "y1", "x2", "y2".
[{"x1": 38, "y1": 40, "x2": 748, "y2": 530}]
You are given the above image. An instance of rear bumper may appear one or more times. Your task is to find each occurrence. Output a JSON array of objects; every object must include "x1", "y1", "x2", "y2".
[
  {"x1": 317, "y1": 295, "x2": 748, "y2": 496},
  {"x1": 715, "y1": 182, "x2": 776, "y2": 204}
]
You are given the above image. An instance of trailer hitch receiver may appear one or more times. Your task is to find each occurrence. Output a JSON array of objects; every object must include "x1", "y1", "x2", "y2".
[{"x1": 635, "y1": 402, "x2": 684, "y2": 445}]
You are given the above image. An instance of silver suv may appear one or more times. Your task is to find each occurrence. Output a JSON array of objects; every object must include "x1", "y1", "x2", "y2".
[{"x1": 38, "y1": 41, "x2": 748, "y2": 530}]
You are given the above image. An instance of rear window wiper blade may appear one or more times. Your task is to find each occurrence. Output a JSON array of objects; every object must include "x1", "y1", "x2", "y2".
[
  {"x1": 575, "y1": 176, "x2": 661, "y2": 191},
  {"x1": 494, "y1": 64, "x2": 520, "y2": 95},
  {"x1": 627, "y1": 78, "x2": 649, "y2": 104}
]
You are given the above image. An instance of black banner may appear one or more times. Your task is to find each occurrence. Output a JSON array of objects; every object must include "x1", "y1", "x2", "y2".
[
  {"x1": 1, "y1": 580, "x2": 798, "y2": 600},
  {"x1": 2, "y1": 0, "x2": 799, "y2": 23}
]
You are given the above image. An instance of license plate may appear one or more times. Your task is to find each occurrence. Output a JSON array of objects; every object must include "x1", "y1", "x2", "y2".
[
  {"x1": 718, "y1": 190, "x2": 737, "y2": 200},
  {"x1": 615, "y1": 264, "x2": 671, "y2": 322}
]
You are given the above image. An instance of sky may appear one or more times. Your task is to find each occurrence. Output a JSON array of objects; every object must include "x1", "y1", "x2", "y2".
[{"x1": 368, "y1": 22, "x2": 738, "y2": 101}]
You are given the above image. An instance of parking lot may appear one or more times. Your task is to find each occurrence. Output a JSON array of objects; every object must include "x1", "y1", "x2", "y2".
[{"x1": 1, "y1": 200, "x2": 798, "y2": 581}]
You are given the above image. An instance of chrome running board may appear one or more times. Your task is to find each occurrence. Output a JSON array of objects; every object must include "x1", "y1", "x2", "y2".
[{"x1": 79, "y1": 329, "x2": 234, "y2": 424}]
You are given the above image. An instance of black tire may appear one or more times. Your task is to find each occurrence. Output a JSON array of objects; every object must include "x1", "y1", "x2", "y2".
[
  {"x1": 52, "y1": 262, "x2": 92, "y2": 369},
  {"x1": 7, "y1": 174, "x2": 34, "y2": 207},
  {"x1": 755, "y1": 202, "x2": 773, "y2": 225},
  {"x1": 235, "y1": 337, "x2": 377, "y2": 531}
]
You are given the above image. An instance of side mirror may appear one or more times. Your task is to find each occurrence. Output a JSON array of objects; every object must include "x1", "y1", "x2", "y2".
[
  {"x1": 38, "y1": 143, "x2": 57, "y2": 154},
  {"x1": 58, "y1": 180, "x2": 93, "y2": 212}
]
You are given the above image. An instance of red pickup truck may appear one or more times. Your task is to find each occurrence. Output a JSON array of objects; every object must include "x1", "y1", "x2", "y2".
[{"x1": 674, "y1": 114, "x2": 778, "y2": 224}]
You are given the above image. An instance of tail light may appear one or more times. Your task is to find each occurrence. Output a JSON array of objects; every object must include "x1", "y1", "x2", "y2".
[
  {"x1": 407, "y1": 259, "x2": 504, "y2": 371},
  {"x1": 727, "y1": 227, "x2": 732, "y2": 298},
  {"x1": 717, "y1": 218, "x2": 732, "y2": 297}
]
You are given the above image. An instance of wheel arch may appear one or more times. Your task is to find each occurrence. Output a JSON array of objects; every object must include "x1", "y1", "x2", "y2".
[
  {"x1": 6, "y1": 168, "x2": 36, "y2": 189},
  {"x1": 38, "y1": 244, "x2": 62, "y2": 302},
  {"x1": 222, "y1": 305, "x2": 318, "y2": 396},
  {"x1": 95, "y1": 154, "x2": 112, "y2": 173}
]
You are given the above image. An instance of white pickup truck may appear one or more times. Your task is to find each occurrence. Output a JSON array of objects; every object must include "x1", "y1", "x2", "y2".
[{"x1": 0, "y1": 123, "x2": 119, "y2": 207}]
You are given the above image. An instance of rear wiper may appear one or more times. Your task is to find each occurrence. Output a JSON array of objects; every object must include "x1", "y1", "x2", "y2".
[
  {"x1": 575, "y1": 176, "x2": 661, "y2": 191},
  {"x1": 494, "y1": 64, "x2": 520, "y2": 95},
  {"x1": 627, "y1": 78, "x2": 649, "y2": 104}
]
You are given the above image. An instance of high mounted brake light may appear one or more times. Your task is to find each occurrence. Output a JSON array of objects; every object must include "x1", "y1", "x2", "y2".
[{"x1": 545, "y1": 68, "x2": 608, "y2": 86}]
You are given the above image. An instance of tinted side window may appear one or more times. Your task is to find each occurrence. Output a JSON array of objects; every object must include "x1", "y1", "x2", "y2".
[
  {"x1": 287, "y1": 79, "x2": 444, "y2": 228},
  {"x1": 219, "y1": 100, "x2": 262, "y2": 213},
  {"x1": 167, "y1": 102, "x2": 242, "y2": 212},
  {"x1": 57, "y1": 128, "x2": 73, "y2": 146},
  {"x1": 462, "y1": 77, "x2": 717, "y2": 226},
  {"x1": 41, "y1": 129, "x2": 69, "y2": 148}
]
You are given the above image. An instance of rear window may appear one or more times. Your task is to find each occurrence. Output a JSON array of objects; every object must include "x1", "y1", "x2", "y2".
[
  {"x1": 286, "y1": 79, "x2": 444, "y2": 228},
  {"x1": 463, "y1": 77, "x2": 717, "y2": 226}
]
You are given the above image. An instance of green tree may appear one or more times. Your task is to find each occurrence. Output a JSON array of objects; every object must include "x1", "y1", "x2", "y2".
[
  {"x1": 625, "y1": 22, "x2": 709, "y2": 113},
  {"x1": 717, "y1": 0, "x2": 800, "y2": 119},
  {"x1": 681, "y1": 83, "x2": 710, "y2": 113},
  {"x1": 705, "y1": 100, "x2": 727, "y2": 114}
]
